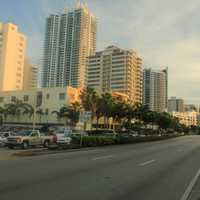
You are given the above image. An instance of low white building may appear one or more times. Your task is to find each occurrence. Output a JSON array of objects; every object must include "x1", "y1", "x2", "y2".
[
  {"x1": 0, "y1": 87, "x2": 81, "y2": 124},
  {"x1": 171, "y1": 112, "x2": 198, "y2": 127}
]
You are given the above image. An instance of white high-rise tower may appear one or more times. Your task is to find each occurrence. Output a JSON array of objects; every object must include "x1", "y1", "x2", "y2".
[{"x1": 42, "y1": 3, "x2": 97, "y2": 88}]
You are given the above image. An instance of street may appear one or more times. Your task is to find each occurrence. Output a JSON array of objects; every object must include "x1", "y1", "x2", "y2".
[{"x1": 1, "y1": 136, "x2": 200, "y2": 200}]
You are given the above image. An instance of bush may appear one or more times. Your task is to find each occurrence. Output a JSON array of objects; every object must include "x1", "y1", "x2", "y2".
[
  {"x1": 116, "y1": 134, "x2": 181, "y2": 144},
  {"x1": 71, "y1": 135, "x2": 116, "y2": 147},
  {"x1": 69, "y1": 134, "x2": 182, "y2": 148}
]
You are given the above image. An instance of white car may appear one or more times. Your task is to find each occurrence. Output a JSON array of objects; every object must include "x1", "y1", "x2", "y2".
[
  {"x1": 57, "y1": 135, "x2": 72, "y2": 146},
  {"x1": 0, "y1": 132, "x2": 15, "y2": 147},
  {"x1": 57, "y1": 129, "x2": 72, "y2": 146},
  {"x1": 47, "y1": 127, "x2": 73, "y2": 149}
]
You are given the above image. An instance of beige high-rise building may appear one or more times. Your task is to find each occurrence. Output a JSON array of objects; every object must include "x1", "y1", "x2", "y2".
[
  {"x1": 23, "y1": 58, "x2": 38, "y2": 90},
  {"x1": 86, "y1": 46, "x2": 143, "y2": 103},
  {"x1": 0, "y1": 23, "x2": 26, "y2": 91}
]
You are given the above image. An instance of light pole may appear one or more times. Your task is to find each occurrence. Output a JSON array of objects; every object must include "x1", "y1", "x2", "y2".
[{"x1": 32, "y1": 93, "x2": 37, "y2": 130}]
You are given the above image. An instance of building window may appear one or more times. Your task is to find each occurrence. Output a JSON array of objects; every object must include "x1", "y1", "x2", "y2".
[
  {"x1": 11, "y1": 96, "x2": 16, "y2": 102},
  {"x1": 59, "y1": 93, "x2": 66, "y2": 100},
  {"x1": 46, "y1": 93, "x2": 50, "y2": 99},
  {"x1": 45, "y1": 108, "x2": 49, "y2": 115},
  {"x1": 36, "y1": 92, "x2": 43, "y2": 107},
  {"x1": 0, "y1": 97, "x2": 4, "y2": 103},
  {"x1": 24, "y1": 95, "x2": 29, "y2": 102}
]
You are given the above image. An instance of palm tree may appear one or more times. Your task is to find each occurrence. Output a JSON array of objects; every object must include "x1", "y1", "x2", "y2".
[
  {"x1": 110, "y1": 100, "x2": 127, "y2": 130},
  {"x1": 134, "y1": 104, "x2": 149, "y2": 122},
  {"x1": 70, "y1": 102, "x2": 83, "y2": 113},
  {"x1": 60, "y1": 106, "x2": 80, "y2": 127},
  {"x1": 95, "y1": 96, "x2": 104, "y2": 129},
  {"x1": 80, "y1": 87, "x2": 99, "y2": 121},
  {"x1": 52, "y1": 105, "x2": 80, "y2": 127},
  {"x1": 36, "y1": 108, "x2": 44, "y2": 124},
  {"x1": 100, "y1": 93, "x2": 115, "y2": 128},
  {"x1": 123, "y1": 102, "x2": 136, "y2": 129},
  {"x1": 5, "y1": 99, "x2": 22, "y2": 121},
  {"x1": 22, "y1": 103, "x2": 34, "y2": 120},
  {"x1": 5, "y1": 100, "x2": 34, "y2": 123},
  {"x1": 51, "y1": 110, "x2": 62, "y2": 123},
  {"x1": 0, "y1": 106, "x2": 6, "y2": 125}
]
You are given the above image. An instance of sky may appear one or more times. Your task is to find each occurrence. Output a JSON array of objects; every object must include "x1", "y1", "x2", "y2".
[{"x1": 0, "y1": 0, "x2": 200, "y2": 104}]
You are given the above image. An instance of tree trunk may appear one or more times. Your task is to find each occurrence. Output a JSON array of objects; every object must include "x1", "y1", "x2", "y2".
[
  {"x1": 96, "y1": 117, "x2": 99, "y2": 130},
  {"x1": 104, "y1": 116, "x2": 106, "y2": 129}
]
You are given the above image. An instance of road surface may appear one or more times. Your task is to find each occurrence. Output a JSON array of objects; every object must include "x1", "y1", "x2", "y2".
[{"x1": 1, "y1": 136, "x2": 200, "y2": 200}]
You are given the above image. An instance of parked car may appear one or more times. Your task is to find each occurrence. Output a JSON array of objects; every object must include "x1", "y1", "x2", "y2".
[
  {"x1": 7, "y1": 130, "x2": 53, "y2": 149},
  {"x1": 71, "y1": 130, "x2": 88, "y2": 137},
  {"x1": 0, "y1": 132, "x2": 15, "y2": 147},
  {"x1": 128, "y1": 130, "x2": 139, "y2": 137},
  {"x1": 49, "y1": 127, "x2": 73, "y2": 148},
  {"x1": 88, "y1": 129, "x2": 117, "y2": 137},
  {"x1": 56, "y1": 129, "x2": 73, "y2": 148}
]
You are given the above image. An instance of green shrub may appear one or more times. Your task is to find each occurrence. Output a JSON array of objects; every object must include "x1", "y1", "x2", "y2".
[
  {"x1": 70, "y1": 134, "x2": 182, "y2": 148},
  {"x1": 71, "y1": 135, "x2": 116, "y2": 147},
  {"x1": 116, "y1": 134, "x2": 180, "y2": 144}
]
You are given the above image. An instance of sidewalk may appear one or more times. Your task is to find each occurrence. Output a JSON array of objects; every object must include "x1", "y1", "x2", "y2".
[{"x1": 0, "y1": 148, "x2": 15, "y2": 160}]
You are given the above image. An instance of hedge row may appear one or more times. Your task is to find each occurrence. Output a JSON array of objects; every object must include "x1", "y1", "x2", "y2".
[
  {"x1": 71, "y1": 136, "x2": 116, "y2": 147},
  {"x1": 117, "y1": 135, "x2": 181, "y2": 144},
  {"x1": 70, "y1": 134, "x2": 182, "y2": 148}
]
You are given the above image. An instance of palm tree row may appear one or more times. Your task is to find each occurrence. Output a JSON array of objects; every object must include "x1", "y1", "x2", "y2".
[
  {"x1": 0, "y1": 90, "x2": 182, "y2": 132},
  {"x1": 0, "y1": 99, "x2": 34, "y2": 123},
  {"x1": 51, "y1": 102, "x2": 82, "y2": 127},
  {"x1": 0, "y1": 99, "x2": 47, "y2": 125},
  {"x1": 79, "y1": 87, "x2": 182, "y2": 131}
]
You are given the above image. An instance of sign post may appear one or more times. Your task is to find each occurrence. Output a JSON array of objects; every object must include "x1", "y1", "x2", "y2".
[{"x1": 79, "y1": 111, "x2": 92, "y2": 147}]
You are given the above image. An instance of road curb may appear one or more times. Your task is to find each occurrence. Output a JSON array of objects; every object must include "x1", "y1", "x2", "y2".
[{"x1": 11, "y1": 136, "x2": 184, "y2": 157}]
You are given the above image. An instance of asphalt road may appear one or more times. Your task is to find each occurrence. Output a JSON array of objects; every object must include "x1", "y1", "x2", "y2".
[{"x1": 1, "y1": 136, "x2": 200, "y2": 200}]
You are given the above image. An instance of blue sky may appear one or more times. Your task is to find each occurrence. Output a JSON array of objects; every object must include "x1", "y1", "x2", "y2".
[{"x1": 1, "y1": 0, "x2": 200, "y2": 103}]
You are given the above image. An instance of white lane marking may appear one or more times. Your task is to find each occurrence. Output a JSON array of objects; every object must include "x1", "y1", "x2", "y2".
[
  {"x1": 92, "y1": 155, "x2": 113, "y2": 161},
  {"x1": 139, "y1": 160, "x2": 155, "y2": 166},
  {"x1": 180, "y1": 167, "x2": 200, "y2": 200}
]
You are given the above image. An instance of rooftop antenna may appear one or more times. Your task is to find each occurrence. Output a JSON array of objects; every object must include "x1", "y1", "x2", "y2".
[
  {"x1": 83, "y1": 2, "x2": 88, "y2": 10},
  {"x1": 75, "y1": 0, "x2": 81, "y2": 9},
  {"x1": 64, "y1": 6, "x2": 68, "y2": 13},
  {"x1": 64, "y1": 1, "x2": 68, "y2": 13}
]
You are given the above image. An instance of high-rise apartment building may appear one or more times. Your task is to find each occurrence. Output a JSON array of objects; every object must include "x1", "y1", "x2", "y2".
[
  {"x1": 0, "y1": 23, "x2": 26, "y2": 91},
  {"x1": 168, "y1": 97, "x2": 184, "y2": 112},
  {"x1": 23, "y1": 59, "x2": 38, "y2": 90},
  {"x1": 86, "y1": 46, "x2": 143, "y2": 103},
  {"x1": 143, "y1": 68, "x2": 168, "y2": 112},
  {"x1": 42, "y1": 3, "x2": 96, "y2": 88}
]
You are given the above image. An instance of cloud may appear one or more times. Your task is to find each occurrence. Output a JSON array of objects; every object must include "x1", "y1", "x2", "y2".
[{"x1": 37, "y1": 0, "x2": 200, "y2": 103}]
